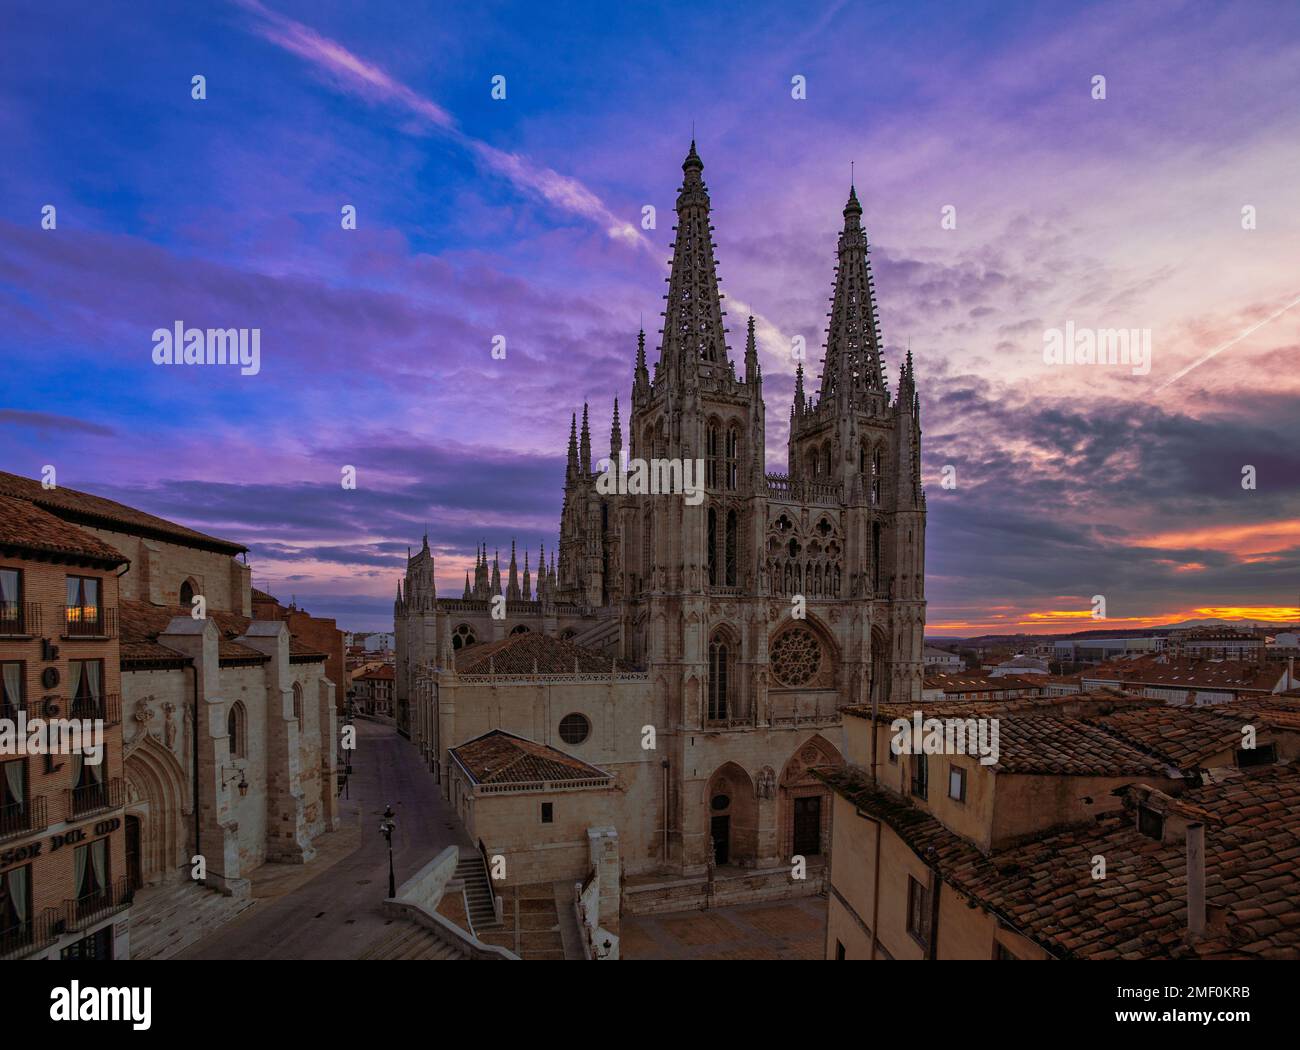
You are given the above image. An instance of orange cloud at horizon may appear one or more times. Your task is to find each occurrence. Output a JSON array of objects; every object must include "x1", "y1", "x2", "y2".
[
  {"x1": 1130, "y1": 519, "x2": 1300, "y2": 558},
  {"x1": 928, "y1": 605, "x2": 1300, "y2": 635}
]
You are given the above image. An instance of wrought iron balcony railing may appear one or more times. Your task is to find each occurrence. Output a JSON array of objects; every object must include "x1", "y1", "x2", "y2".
[
  {"x1": 61, "y1": 606, "x2": 117, "y2": 639},
  {"x1": 66, "y1": 777, "x2": 124, "y2": 819},
  {"x1": 0, "y1": 795, "x2": 49, "y2": 841},
  {"x1": 64, "y1": 875, "x2": 134, "y2": 931},
  {"x1": 0, "y1": 907, "x2": 64, "y2": 960},
  {"x1": 69, "y1": 692, "x2": 122, "y2": 727},
  {"x1": 0, "y1": 601, "x2": 41, "y2": 636}
]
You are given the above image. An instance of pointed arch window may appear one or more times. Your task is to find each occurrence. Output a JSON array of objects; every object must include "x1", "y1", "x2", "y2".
[
  {"x1": 708, "y1": 632, "x2": 733, "y2": 721},
  {"x1": 872, "y1": 446, "x2": 883, "y2": 504},
  {"x1": 179, "y1": 578, "x2": 196, "y2": 608},
  {"x1": 706, "y1": 423, "x2": 719, "y2": 489},
  {"x1": 292, "y1": 681, "x2": 303, "y2": 722},
  {"x1": 725, "y1": 427, "x2": 739, "y2": 490},
  {"x1": 228, "y1": 701, "x2": 246, "y2": 758},
  {"x1": 707, "y1": 508, "x2": 718, "y2": 586},
  {"x1": 724, "y1": 510, "x2": 737, "y2": 587}
]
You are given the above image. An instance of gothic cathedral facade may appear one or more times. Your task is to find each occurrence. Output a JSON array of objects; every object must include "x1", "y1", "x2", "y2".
[{"x1": 395, "y1": 142, "x2": 925, "y2": 891}]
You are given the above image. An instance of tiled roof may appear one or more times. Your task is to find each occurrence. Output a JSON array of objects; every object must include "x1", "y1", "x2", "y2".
[
  {"x1": 843, "y1": 688, "x2": 1146, "y2": 724},
  {"x1": 251, "y1": 587, "x2": 279, "y2": 604},
  {"x1": 819, "y1": 764, "x2": 1300, "y2": 959},
  {"x1": 455, "y1": 631, "x2": 621, "y2": 675},
  {"x1": 119, "y1": 599, "x2": 328, "y2": 667},
  {"x1": 356, "y1": 665, "x2": 394, "y2": 680},
  {"x1": 991, "y1": 717, "x2": 1169, "y2": 777},
  {"x1": 0, "y1": 470, "x2": 245, "y2": 555},
  {"x1": 1090, "y1": 706, "x2": 1259, "y2": 769},
  {"x1": 0, "y1": 493, "x2": 129, "y2": 567},
  {"x1": 450, "y1": 730, "x2": 612, "y2": 786},
  {"x1": 1085, "y1": 656, "x2": 1282, "y2": 692}
]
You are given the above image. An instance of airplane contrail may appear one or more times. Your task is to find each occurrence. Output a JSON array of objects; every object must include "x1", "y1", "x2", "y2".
[{"x1": 1155, "y1": 292, "x2": 1300, "y2": 392}]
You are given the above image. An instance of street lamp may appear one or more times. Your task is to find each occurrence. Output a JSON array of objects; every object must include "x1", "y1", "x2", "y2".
[{"x1": 379, "y1": 804, "x2": 396, "y2": 898}]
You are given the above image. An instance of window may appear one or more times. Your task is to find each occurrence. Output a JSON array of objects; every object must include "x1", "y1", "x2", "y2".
[
  {"x1": 228, "y1": 701, "x2": 246, "y2": 758},
  {"x1": 707, "y1": 633, "x2": 732, "y2": 721},
  {"x1": 725, "y1": 427, "x2": 738, "y2": 490},
  {"x1": 0, "y1": 568, "x2": 21, "y2": 632},
  {"x1": 292, "y1": 681, "x2": 303, "y2": 722},
  {"x1": 1237, "y1": 743, "x2": 1276, "y2": 768},
  {"x1": 911, "y1": 754, "x2": 928, "y2": 799},
  {"x1": 1, "y1": 760, "x2": 28, "y2": 835},
  {"x1": 509, "y1": 624, "x2": 531, "y2": 635},
  {"x1": 69, "y1": 659, "x2": 103, "y2": 720},
  {"x1": 706, "y1": 424, "x2": 719, "y2": 488},
  {"x1": 69, "y1": 750, "x2": 106, "y2": 813},
  {"x1": 948, "y1": 764, "x2": 967, "y2": 803},
  {"x1": 65, "y1": 575, "x2": 102, "y2": 633},
  {"x1": 541, "y1": 803, "x2": 553, "y2": 824},
  {"x1": 451, "y1": 624, "x2": 476, "y2": 651},
  {"x1": 179, "y1": 579, "x2": 195, "y2": 608},
  {"x1": 906, "y1": 875, "x2": 931, "y2": 948},
  {"x1": 73, "y1": 839, "x2": 109, "y2": 914},
  {"x1": 559, "y1": 713, "x2": 590, "y2": 745},
  {"x1": 724, "y1": 511, "x2": 737, "y2": 587},
  {"x1": 707, "y1": 508, "x2": 718, "y2": 585},
  {"x1": 1, "y1": 661, "x2": 22, "y2": 721},
  {"x1": 1137, "y1": 804, "x2": 1163, "y2": 840},
  {"x1": 1, "y1": 864, "x2": 32, "y2": 947}
]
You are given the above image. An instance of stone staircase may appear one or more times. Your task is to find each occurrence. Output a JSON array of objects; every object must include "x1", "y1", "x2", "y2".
[
  {"x1": 129, "y1": 881, "x2": 257, "y2": 960},
  {"x1": 454, "y1": 851, "x2": 501, "y2": 933},
  {"x1": 359, "y1": 923, "x2": 468, "y2": 960}
]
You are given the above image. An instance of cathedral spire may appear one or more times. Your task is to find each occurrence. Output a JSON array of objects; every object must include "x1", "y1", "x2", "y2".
[
  {"x1": 462, "y1": 571, "x2": 471, "y2": 600},
  {"x1": 610, "y1": 398, "x2": 622, "y2": 461},
  {"x1": 567, "y1": 412, "x2": 578, "y2": 478},
  {"x1": 523, "y1": 549, "x2": 532, "y2": 601},
  {"x1": 579, "y1": 403, "x2": 591, "y2": 473},
  {"x1": 658, "y1": 140, "x2": 730, "y2": 383},
  {"x1": 819, "y1": 183, "x2": 886, "y2": 409},
  {"x1": 794, "y1": 362, "x2": 806, "y2": 414},
  {"x1": 508, "y1": 539, "x2": 520, "y2": 601},
  {"x1": 744, "y1": 315, "x2": 760, "y2": 386}
]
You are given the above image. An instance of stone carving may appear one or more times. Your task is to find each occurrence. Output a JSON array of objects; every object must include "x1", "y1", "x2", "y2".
[
  {"x1": 162, "y1": 701, "x2": 177, "y2": 750},
  {"x1": 757, "y1": 766, "x2": 776, "y2": 800},
  {"x1": 132, "y1": 696, "x2": 155, "y2": 740}
]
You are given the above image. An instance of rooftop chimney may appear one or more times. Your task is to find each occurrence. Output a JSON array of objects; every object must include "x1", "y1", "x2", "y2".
[{"x1": 1186, "y1": 821, "x2": 1206, "y2": 940}]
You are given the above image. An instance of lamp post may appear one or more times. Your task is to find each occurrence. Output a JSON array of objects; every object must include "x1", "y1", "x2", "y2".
[{"x1": 380, "y1": 804, "x2": 396, "y2": 898}]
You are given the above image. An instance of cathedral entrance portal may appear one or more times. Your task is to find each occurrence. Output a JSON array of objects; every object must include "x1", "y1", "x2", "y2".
[
  {"x1": 710, "y1": 814, "x2": 730, "y2": 866},
  {"x1": 705, "y1": 763, "x2": 756, "y2": 868},
  {"x1": 792, "y1": 796, "x2": 822, "y2": 856}
]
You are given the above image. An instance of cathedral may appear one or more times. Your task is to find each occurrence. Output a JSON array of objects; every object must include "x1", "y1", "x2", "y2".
[{"x1": 395, "y1": 142, "x2": 926, "y2": 926}]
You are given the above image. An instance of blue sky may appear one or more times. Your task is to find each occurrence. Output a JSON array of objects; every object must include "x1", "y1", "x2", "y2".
[{"x1": 2, "y1": 0, "x2": 1299, "y2": 632}]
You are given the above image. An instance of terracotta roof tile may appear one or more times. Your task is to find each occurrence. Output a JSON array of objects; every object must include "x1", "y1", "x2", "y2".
[
  {"x1": 455, "y1": 631, "x2": 623, "y2": 675},
  {"x1": 0, "y1": 493, "x2": 129, "y2": 566},
  {"x1": 0, "y1": 470, "x2": 245, "y2": 555},
  {"x1": 450, "y1": 730, "x2": 611, "y2": 786}
]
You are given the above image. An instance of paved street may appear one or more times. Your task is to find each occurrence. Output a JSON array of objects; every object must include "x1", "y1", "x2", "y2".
[{"x1": 181, "y1": 719, "x2": 471, "y2": 960}]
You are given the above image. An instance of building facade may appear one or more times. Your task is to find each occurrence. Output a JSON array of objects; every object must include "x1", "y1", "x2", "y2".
[
  {"x1": 395, "y1": 143, "x2": 927, "y2": 911},
  {"x1": 1, "y1": 494, "x2": 133, "y2": 960}
]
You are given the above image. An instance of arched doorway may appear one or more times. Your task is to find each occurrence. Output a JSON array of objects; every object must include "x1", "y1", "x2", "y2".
[
  {"x1": 124, "y1": 734, "x2": 187, "y2": 886},
  {"x1": 704, "y1": 763, "x2": 757, "y2": 868},
  {"x1": 779, "y1": 735, "x2": 843, "y2": 861}
]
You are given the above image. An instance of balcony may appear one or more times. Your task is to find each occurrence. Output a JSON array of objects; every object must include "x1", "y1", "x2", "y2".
[
  {"x1": 0, "y1": 795, "x2": 49, "y2": 841},
  {"x1": 0, "y1": 601, "x2": 41, "y2": 637},
  {"x1": 64, "y1": 875, "x2": 134, "y2": 931},
  {"x1": 60, "y1": 606, "x2": 117, "y2": 640},
  {"x1": 69, "y1": 692, "x2": 122, "y2": 727},
  {"x1": 66, "y1": 777, "x2": 124, "y2": 819},
  {"x1": 0, "y1": 907, "x2": 64, "y2": 960}
]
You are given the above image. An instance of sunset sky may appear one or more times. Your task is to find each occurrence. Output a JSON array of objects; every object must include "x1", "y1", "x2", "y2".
[{"x1": 2, "y1": 0, "x2": 1298, "y2": 633}]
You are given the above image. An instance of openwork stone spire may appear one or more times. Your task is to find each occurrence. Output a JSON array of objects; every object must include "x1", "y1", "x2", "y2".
[
  {"x1": 818, "y1": 184, "x2": 886, "y2": 407},
  {"x1": 658, "y1": 140, "x2": 730, "y2": 383}
]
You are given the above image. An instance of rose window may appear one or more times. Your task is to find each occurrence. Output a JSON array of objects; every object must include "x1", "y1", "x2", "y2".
[{"x1": 770, "y1": 627, "x2": 822, "y2": 687}]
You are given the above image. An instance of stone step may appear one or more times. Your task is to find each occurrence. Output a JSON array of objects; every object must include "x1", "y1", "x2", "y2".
[
  {"x1": 360, "y1": 923, "x2": 467, "y2": 961},
  {"x1": 129, "y1": 882, "x2": 257, "y2": 961}
]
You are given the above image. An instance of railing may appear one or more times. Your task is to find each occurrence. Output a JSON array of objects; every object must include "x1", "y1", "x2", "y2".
[
  {"x1": 69, "y1": 693, "x2": 122, "y2": 727},
  {"x1": 769, "y1": 697, "x2": 841, "y2": 726},
  {"x1": 0, "y1": 795, "x2": 49, "y2": 841},
  {"x1": 61, "y1": 606, "x2": 118, "y2": 639},
  {"x1": 0, "y1": 907, "x2": 64, "y2": 960},
  {"x1": 477, "y1": 778, "x2": 610, "y2": 795},
  {"x1": 0, "y1": 601, "x2": 41, "y2": 636},
  {"x1": 64, "y1": 876, "x2": 134, "y2": 931},
  {"x1": 66, "y1": 777, "x2": 124, "y2": 818}
]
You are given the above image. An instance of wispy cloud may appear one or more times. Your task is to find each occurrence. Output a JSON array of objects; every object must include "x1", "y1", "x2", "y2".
[{"x1": 231, "y1": 0, "x2": 649, "y2": 251}]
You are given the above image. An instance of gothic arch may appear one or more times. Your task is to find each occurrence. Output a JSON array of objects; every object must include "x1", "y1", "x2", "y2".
[
  {"x1": 778, "y1": 734, "x2": 843, "y2": 862},
  {"x1": 124, "y1": 734, "x2": 187, "y2": 886},
  {"x1": 705, "y1": 762, "x2": 758, "y2": 867}
]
